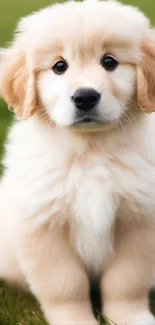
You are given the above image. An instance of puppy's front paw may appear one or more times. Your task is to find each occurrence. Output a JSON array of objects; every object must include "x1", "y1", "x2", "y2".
[
  {"x1": 43, "y1": 302, "x2": 99, "y2": 325},
  {"x1": 105, "y1": 312, "x2": 155, "y2": 325},
  {"x1": 130, "y1": 312, "x2": 155, "y2": 325}
]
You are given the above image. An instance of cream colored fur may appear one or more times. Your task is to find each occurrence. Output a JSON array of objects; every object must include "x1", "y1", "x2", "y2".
[{"x1": 1, "y1": 1, "x2": 155, "y2": 324}]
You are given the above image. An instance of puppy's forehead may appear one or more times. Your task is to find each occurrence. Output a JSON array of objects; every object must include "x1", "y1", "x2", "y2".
[{"x1": 16, "y1": 0, "x2": 149, "y2": 58}]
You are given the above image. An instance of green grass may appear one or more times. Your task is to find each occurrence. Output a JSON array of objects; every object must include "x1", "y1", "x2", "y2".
[
  {"x1": 0, "y1": 0, "x2": 155, "y2": 323},
  {"x1": 0, "y1": 282, "x2": 48, "y2": 325}
]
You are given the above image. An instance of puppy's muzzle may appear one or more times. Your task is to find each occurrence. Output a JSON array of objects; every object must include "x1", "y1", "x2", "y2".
[{"x1": 71, "y1": 88, "x2": 101, "y2": 112}]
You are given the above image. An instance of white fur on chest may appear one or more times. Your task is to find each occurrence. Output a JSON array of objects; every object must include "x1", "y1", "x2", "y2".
[
  {"x1": 73, "y1": 172, "x2": 117, "y2": 273},
  {"x1": 10, "y1": 135, "x2": 118, "y2": 272},
  {"x1": 6, "y1": 119, "x2": 155, "y2": 273}
]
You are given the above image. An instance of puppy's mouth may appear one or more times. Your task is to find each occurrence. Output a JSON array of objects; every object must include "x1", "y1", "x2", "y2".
[
  {"x1": 70, "y1": 115, "x2": 117, "y2": 133},
  {"x1": 73, "y1": 117, "x2": 102, "y2": 125}
]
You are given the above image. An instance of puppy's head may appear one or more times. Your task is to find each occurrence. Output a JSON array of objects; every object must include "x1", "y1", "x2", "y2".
[{"x1": 0, "y1": 0, "x2": 155, "y2": 130}]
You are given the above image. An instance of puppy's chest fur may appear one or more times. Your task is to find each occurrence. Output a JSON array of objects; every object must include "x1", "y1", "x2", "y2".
[
  {"x1": 21, "y1": 146, "x2": 117, "y2": 272},
  {"x1": 67, "y1": 152, "x2": 117, "y2": 273},
  {"x1": 20, "y1": 139, "x2": 155, "y2": 273}
]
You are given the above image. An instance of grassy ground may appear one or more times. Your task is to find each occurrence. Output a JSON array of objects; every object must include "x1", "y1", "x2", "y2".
[{"x1": 0, "y1": 0, "x2": 155, "y2": 324}]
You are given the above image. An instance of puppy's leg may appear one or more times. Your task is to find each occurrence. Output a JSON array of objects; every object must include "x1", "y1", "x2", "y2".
[
  {"x1": 0, "y1": 189, "x2": 27, "y2": 289},
  {"x1": 0, "y1": 238, "x2": 27, "y2": 289},
  {"x1": 101, "y1": 220, "x2": 155, "y2": 325},
  {"x1": 13, "y1": 223, "x2": 98, "y2": 325}
]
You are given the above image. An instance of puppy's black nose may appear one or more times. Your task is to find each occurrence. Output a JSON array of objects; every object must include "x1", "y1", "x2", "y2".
[{"x1": 72, "y1": 88, "x2": 101, "y2": 111}]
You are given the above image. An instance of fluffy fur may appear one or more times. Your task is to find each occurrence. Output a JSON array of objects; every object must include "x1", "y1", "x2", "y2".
[{"x1": 1, "y1": 0, "x2": 155, "y2": 324}]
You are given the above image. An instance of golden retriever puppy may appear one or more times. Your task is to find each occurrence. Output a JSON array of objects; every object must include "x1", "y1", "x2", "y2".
[{"x1": 1, "y1": 0, "x2": 155, "y2": 324}]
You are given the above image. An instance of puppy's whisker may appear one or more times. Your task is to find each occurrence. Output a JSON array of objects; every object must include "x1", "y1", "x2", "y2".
[
  {"x1": 119, "y1": 105, "x2": 135, "y2": 132},
  {"x1": 40, "y1": 115, "x2": 51, "y2": 125},
  {"x1": 39, "y1": 113, "x2": 49, "y2": 120},
  {"x1": 39, "y1": 107, "x2": 47, "y2": 113},
  {"x1": 40, "y1": 111, "x2": 50, "y2": 119}
]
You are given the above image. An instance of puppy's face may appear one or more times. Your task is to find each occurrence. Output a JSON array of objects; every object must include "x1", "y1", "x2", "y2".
[
  {"x1": 36, "y1": 1, "x2": 140, "y2": 127},
  {"x1": 1, "y1": 0, "x2": 155, "y2": 129},
  {"x1": 37, "y1": 34, "x2": 134, "y2": 127}
]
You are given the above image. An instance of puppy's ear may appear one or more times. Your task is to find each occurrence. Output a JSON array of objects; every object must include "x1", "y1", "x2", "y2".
[
  {"x1": 137, "y1": 37, "x2": 155, "y2": 113},
  {"x1": 0, "y1": 49, "x2": 37, "y2": 119}
]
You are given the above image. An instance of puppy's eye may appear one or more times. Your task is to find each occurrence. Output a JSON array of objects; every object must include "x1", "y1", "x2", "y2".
[
  {"x1": 52, "y1": 60, "x2": 68, "y2": 74},
  {"x1": 101, "y1": 55, "x2": 118, "y2": 71}
]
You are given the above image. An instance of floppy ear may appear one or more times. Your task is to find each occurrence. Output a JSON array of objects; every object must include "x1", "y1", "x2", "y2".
[
  {"x1": 137, "y1": 38, "x2": 155, "y2": 113},
  {"x1": 0, "y1": 49, "x2": 37, "y2": 119}
]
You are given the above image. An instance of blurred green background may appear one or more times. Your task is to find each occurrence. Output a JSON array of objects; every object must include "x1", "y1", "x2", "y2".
[{"x1": 0, "y1": 0, "x2": 155, "y2": 161}]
